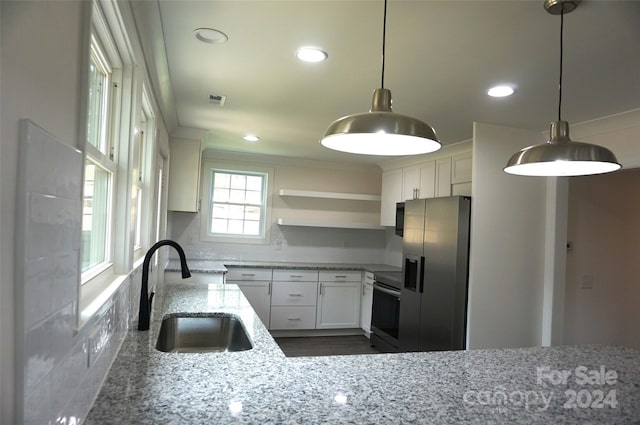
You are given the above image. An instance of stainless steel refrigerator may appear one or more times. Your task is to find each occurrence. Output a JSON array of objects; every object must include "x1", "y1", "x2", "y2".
[{"x1": 398, "y1": 196, "x2": 471, "y2": 352}]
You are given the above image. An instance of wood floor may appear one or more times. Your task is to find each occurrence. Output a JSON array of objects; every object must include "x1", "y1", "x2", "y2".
[{"x1": 274, "y1": 335, "x2": 382, "y2": 357}]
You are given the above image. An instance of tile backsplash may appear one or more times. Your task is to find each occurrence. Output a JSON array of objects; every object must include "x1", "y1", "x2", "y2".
[{"x1": 15, "y1": 120, "x2": 140, "y2": 425}]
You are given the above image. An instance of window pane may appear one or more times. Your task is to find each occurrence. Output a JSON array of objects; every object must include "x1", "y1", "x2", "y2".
[
  {"x1": 214, "y1": 172, "x2": 231, "y2": 188},
  {"x1": 209, "y1": 170, "x2": 266, "y2": 237},
  {"x1": 245, "y1": 206, "x2": 261, "y2": 221},
  {"x1": 229, "y1": 189, "x2": 245, "y2": 204},
  {"x1": 213, "y1": 188, "x2": 229, "y2": 203},
  {"x1": 86, "y1": 54, "x2": 108, "y2": 153},
  {"x1": 246, "y1": 175, "x2": 261, "y2": 191},
  {"x1": 230, "y1": 174, "x2": 245, "y2": 189},
  {"x1": 245, "y1": 190, "x2": 261, "y2": 205},
  {"x1": 228, "y1": 219, "x2": 244, "y2": 234},
  {"x1": 244, "y1": 221, "x2": 260, "y2": 235},
  {"x1": 82, "y1": 160, "x2": 111, "y2": 272},
  {"x1": 134, "y1": 187, "x2": 142, "y2": 249},
  {"x1": 211, "y1": 218, "x2": 228, "y2": 233}
]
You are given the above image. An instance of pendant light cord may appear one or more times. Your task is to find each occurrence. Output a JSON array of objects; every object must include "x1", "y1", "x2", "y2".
[
  {"x1": 381, "y1": 0, "x2": 388, "y2": 89},
  {"x1": 558, "y1": 8, "x2": 564, "y2": 121}
]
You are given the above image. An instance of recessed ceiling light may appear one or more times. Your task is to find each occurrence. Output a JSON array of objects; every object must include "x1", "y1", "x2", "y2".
[
  {"x1": 243, "y1": 135, "x2": 260, "y2": 142},
  {"x1": 194, "y1": 28, "x2": 228, "y2": 44},
  {"x1": 296, "y1": 47, "x2": 328, "y2": 63},
  {"x1": 487, "y1": 85, "x2": 516, "y2": 98}
]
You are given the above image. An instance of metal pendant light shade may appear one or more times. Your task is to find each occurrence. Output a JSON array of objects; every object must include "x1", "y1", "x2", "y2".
[
  {"x1": 504, "y1": 121, "x2": 621, "y2": 176},
  {"x1": 504, "y1": 0, "x2": 621, "y2": 176},
  {"x1": 320, "y1": 0, "x2": 441, "y2": 156},
  {"x1": 321, "y1": 89, "x2": 440, "y2": 156}
]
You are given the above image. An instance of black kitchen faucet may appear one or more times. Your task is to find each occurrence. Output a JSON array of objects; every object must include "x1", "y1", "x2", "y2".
[{"x1": 138, "y1": 240, "x2": 191, "y2": 331}]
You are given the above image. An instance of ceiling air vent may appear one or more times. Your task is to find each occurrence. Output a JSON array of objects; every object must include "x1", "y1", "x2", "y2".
[{"x1": 209, "y1": 94, "x2": 226, "y2": 106}]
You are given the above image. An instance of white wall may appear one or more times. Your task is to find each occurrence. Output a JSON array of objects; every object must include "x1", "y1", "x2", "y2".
[
  {"x1": 467, "y1": 123, "x2": 548, "y2": 349},
  {"x1": 1, "y1": 1, "x2": 170, "y2": 423},
  {"x1": 168, "y1": 151, "x2": 388, "y2": 264},
  {"x1": 564, "y1": 169, "x2": 640, "y2": 349},
  {"x1": 1, "y1": 2, "x2": 86, "y2": 422}
]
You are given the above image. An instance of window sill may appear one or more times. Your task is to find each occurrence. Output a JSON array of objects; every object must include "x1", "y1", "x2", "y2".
[{"x1": 78, "y1": 256, "x2": 146, "y2": 329}]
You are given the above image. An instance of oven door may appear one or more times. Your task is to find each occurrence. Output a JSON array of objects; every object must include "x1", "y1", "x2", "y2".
[{"x1": 370, "y1": 282, "x2": 401, "y2": 352}]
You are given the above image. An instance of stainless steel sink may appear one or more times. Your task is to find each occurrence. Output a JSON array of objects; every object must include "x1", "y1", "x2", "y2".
[{"x1": 156, "y1": 313, "x2": 253, "y2": 353}]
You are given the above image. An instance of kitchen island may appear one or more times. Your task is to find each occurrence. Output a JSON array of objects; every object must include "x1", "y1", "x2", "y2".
[{"x1": 85, "y1": 280, "x2": 640, "y2": 424}]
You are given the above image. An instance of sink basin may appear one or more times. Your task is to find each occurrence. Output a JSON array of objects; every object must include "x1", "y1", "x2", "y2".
[{"x1": 156, "y1": 313, "x2": 253, "y2": 353}]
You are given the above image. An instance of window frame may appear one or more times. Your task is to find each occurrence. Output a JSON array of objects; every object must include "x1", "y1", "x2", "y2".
[
  {"x1": 200, "y1": 159, "x2": 274, "y2": 245},
  {"x1": 81, "y1": 21, "x2": 122, "y2": 284}
]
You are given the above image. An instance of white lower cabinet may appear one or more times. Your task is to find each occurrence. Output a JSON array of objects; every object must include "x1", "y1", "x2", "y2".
[
  {"x1": 226, "y1": 268, "x2": 273, "y2": 328},
  {"x1": 360, "y1": 272, "x2": 374, "y2": 336},
  {"x1": 232, "y1": 281, "x2": 272, "y2": 327},
  {"x1": 270, "y1": 270, "x2": 319, "y2": 330},
  {"x1": 316, "y1": 271, "x2": 361, "y2": 329}
]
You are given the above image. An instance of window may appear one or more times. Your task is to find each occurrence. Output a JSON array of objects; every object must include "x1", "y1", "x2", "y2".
[
  {"x1": 81, "y1": 32, "x2": 120, "y2": 279},
  {"x1": 209, "y1": 170, "x2": 266, "y2": 236},
  {"x1": 200, "y1": 160, "x2": 273, "y2": 243}
]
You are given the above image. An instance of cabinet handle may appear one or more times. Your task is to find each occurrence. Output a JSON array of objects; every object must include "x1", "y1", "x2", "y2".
[
  {"x1": 287, "y1": 318, "x2": 301, "y2": 321},
  {"x1": 319, "y1": 283, "x2": 323, "y2": 295},
  {"x1": 334, "y1": 275, "x2": 347, "y2": 278},
  {"x1": 288, "y1": 293, "x2": 303, "y2": 297},
  {"x1": 241, "y1": 273, "x2": 255, "y2": 277},
  {"x1": 268, "y1": 282, "x2": 271, "y2": 295},
  {"x1": 290, "y1": 275, "x2": 303, "y2": 278}
]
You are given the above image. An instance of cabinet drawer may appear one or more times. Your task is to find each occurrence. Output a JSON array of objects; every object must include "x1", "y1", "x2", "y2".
[
  {"x1": 270, "y1": 306, "x2": 316, "y2": 330},
  {"x1": 271, "y1": 282, "x2": 317, "y2": 306},
  {"x1": 272, "y1": 269, "x2": 318, "y2": 282},
  {"x1": 364, "y1": 272, "x2": 375, "y2": 285},
  {"x1": 319, "y1": 270, "x2": 362, "y2": 282},
  {"x1": 226, "y1": 268, "x2": 272, "y2": 281}
]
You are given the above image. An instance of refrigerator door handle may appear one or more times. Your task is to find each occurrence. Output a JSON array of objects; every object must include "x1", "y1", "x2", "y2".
[{"x1": 419, "y1": 256, "x2": 425, "y2": 293}]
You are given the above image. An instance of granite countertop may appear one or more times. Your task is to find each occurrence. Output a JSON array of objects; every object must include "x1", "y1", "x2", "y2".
[
  {"x1": 85, "y1": 280, "x2": 640, "y2": 424},
  {"x1": 166, "y1": 259, "x2": 402, "y2": 274}
]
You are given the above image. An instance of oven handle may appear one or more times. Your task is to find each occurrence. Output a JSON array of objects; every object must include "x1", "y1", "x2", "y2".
[{"x1": 373, "y1": 283, "x2": 401, "y2": 297}]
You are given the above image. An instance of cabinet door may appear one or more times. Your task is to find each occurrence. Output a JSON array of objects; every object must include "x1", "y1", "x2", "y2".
[
  {"x1": 360, "y1": 283, "x2": 373, "y2": 336},
  {"x1": 316, "y1": 281, "x2": 361, "y2": 329},
  {"x1": 403, "y1": 165, "x2": 421, "y2": 201},
  {"x1": 452, "y1": 152, "x2": 472, "y2": 184},
  {"x1": 231, "y1": 281, "x2": 271, "y2": 328},
  {"x1": 167, "y1": 138, "x2": 202, "y2": 212},
  {"x1": 418, "y1": 161, "x2": 436, "y2": 199},
  {"x1": 380, "y1": 168, "x2": 403, "y2": 226},
  {"x1": 435, "y1": 157, "x2": 452, "y2": 197},
  {"x1": 404, "y1": 161, "x2": 435, "y2": 200}
]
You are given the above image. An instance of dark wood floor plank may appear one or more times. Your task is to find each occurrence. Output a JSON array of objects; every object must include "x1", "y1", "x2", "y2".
[{"x1": 273, "y1": 335, "x2": 381, "y2": 357}]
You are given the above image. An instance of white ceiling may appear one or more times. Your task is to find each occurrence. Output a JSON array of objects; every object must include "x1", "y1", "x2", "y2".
[{"x1": 131, "y1": 0, "x2": 640, "y2": 165}]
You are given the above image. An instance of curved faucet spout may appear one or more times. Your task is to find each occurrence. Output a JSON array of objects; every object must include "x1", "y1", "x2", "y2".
[{"x1": 138, "y1": 240, "x2": 191, "y2": 331}]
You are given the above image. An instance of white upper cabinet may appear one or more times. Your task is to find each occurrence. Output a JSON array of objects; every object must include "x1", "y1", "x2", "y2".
[
  {"x1": 452, "y1": 152, "x2": 473, "y2": 184},
  {"x1": 403, "y1": 161, "x2": 436, "y2": 201},
  {"x1": 167, "y1": 138, "x2": 202, "y2": 212},
  {"x1": 435, "y1": 157, "x2": 452, "y2": 197},
  {"x1": 379, "y1": 149, "x2": 472, "y2": 226},
  {"x1": 380, "y1": 168, "x2": 403, "y2": 226}
]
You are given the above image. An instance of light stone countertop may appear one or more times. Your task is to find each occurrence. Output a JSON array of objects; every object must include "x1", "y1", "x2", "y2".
[
  {"x1": 85, "y1": 280, "x2": 640, "y2": 424},
  {"x1": 165, "y1": 259, "x2": 402, "y2": 274}
]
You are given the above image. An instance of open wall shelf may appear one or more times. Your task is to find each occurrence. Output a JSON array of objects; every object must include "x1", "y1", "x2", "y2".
[
  {"x1": 276, "y1": 218, "x2": 384, "y2": 230},
  {"x1": 278, "y1": 189, "x2": 381, "y2": 202}
]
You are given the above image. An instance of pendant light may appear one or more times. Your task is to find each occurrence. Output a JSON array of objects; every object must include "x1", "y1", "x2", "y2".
[
  {"x1": 320, "y1": 0, "x2": 441, "y2": 156},
  {"x1": 504, "y1": 0, "x2": 621, "y2": 176}
]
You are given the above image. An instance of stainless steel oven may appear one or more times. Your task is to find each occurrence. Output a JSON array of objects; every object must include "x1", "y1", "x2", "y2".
[{"x1": 370, "y1": 273, "x2": 401, "y2": 352}]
